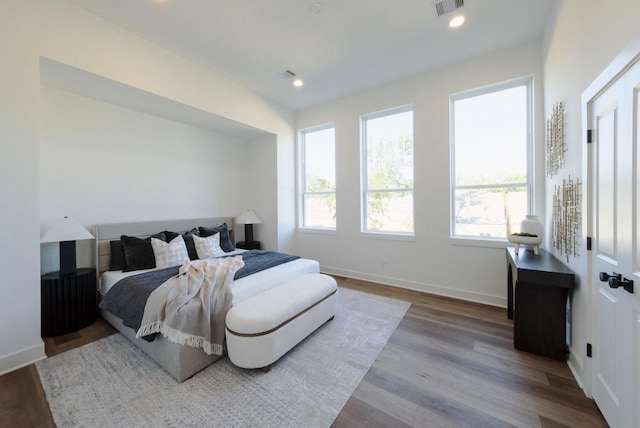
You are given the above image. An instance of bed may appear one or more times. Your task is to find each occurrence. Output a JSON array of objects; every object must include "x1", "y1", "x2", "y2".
[{"x1": 95, "y1": 217, "x2": 319, "y2": 381}]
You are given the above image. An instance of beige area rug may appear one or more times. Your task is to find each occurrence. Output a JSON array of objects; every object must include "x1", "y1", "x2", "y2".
[{"x1": 36, "y1": 287, "x2": 409, "y2": 427}]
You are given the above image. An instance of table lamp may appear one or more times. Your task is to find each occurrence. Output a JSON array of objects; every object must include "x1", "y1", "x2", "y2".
[
  {"x1": 41, "y1": 216, "x2": 94, "y2": 275},
  {"x1": 235, "y1": 210, "x2": 262, "y2": 243}
]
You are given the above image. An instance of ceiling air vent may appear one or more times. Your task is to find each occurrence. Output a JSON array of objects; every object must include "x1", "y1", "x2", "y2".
[
  {"x1": 278, "y1": 70, "x2": 297, "y2": 81},
  {"x1": 433, "y1": 0, "x2": 464, "y2": 17}
]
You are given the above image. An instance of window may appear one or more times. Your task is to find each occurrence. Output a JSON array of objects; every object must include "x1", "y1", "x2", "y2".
[
  {"x1": 451, "y1": 77, "x2": 532, "y2": 240},
  {"x1": 299, "y1": 125, "x2": 336, "y2": 229},
  {"x1": 362, "y1": 106, "x2": 414, "y2": 234}
]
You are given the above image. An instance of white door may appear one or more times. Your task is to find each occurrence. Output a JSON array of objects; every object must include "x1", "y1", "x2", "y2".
[{"x1": 588, "y1": 55, "x2": 640, "y2": 428}]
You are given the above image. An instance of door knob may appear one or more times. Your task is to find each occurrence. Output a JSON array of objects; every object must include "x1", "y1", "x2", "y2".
[
  {"x1": 599, "y1": 272, "x2": 620, "y2": 282},
  {"x1": 599, "y1": 271, "x2": 634, "y2": 294}
]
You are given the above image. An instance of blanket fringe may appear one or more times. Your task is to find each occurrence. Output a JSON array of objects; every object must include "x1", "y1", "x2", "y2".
[{"x1": 136, "y1": 322, "x2": 224, "y2": 356}]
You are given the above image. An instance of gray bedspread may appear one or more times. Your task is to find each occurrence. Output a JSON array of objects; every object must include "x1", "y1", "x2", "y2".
[{"x1": 99, "y1": 250, "x2": 299, "y2": 336}]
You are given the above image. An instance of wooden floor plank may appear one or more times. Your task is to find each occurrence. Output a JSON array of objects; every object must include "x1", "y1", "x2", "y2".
[
  {"x1": 43, "y1": 316, "x2": 117, "y2": 357},
  {"x1": 366, "y1": 348, "x2": 540, "y2": 427},
  {"x1": 351, "y1": 379, "x2": 419, "y2": 426},
  {"x1": 332, "y1": 395, "x2": 414, "y2": 428},
  {"x1": 472, "y1": 341, "x2": 578, "y2": 380},
  {"x1": 363, "y1": 364, "x2": 523, "y2": 428},
  {"x1": 0, "y1": 365, "x2": 54, "y2": 428}
]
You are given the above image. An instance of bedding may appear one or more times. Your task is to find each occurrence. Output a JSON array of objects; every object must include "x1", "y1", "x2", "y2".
[
  {"x1": 99, "y1": 250, "x2": 301, "y2": 335},
  {"x1": 121, "y1": 232, "x2": 167, "y2": 271},
  {"x1": 109, "y1": 240, "x2": 127, "y2": 270},
  {"x1": 193, "y1": 233, "x2": 225, "y2": 259},
  {"x1": 199, "y1": 223, "x2": 234, "y2": 252},
  {"x1": 162, "y1": 228, "x2": 200, "y2": 261},
  {"x1": 137, "y1": 257, "x2": 244, "y2": 355},
  {"x1": 94, "y1": 217, "x2": 320, "y2": 381},
  {"x1": 150, "y1": 235, "x2": 190, "y2": 268}
]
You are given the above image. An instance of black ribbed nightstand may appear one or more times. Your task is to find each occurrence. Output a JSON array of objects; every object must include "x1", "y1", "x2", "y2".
[
  {"x1": 41, "y1": 268, "x2": 97, "y2": 337},
  {"x1": 236, "y1": 241, "x2": 261, "y2": 250}
]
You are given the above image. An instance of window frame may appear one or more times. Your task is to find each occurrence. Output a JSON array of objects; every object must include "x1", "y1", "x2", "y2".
[
  {"x1": 449, "y1": 76, "x2": 534, "y2": 246},
  {"x1": 360, "y1": 105, "x2": 415, "y2": 239},
  {"x1": 297, "y1": 123, "x2": 337, "y2": 232}
]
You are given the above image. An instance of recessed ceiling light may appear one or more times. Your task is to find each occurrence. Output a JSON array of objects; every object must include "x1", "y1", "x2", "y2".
[
  {"x1": 310, "y1": 2, "x2": 322, "y2": 14},
  {"x1": 449, "y1": 15, "x2": 465, "y2": 28},
  {"x1": 293, "y1": 78, "x2": 304, "y2": 88}
]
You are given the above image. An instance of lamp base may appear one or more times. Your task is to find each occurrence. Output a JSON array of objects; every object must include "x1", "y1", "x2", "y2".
[
  {"x1": 244, "y1": 224, "x2": 255, "y2": 243},
  {"x1": 59, "y1": 240, "x2": 77, "y2": 276}
]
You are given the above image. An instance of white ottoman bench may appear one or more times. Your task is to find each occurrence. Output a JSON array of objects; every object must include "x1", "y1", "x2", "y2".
[{"x1": 225, "y1": 273, "x2": 337, "y2": 370}]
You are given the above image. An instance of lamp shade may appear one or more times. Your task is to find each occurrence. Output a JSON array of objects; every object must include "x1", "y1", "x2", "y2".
[
  {"x1": 41, "y1": 216, "x2": 94, "y2": 243},
  {"x1": 235, "y1": 210, "x2": 262, "y2": 225}
]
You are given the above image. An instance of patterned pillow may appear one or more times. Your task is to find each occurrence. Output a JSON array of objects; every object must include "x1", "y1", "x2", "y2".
[
  {"x1": 193, "y1": 233, "x2": 225, "y2": 259},
  {"x1": 150, "y1": 235, "x2": 190, "y2": 268},
  {"x1": 199, "y1": 223, "x2": 234, "y2": 252}
]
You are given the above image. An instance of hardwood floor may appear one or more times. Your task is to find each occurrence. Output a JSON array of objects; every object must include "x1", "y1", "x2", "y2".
[
  {"x1": 333, "y1": 277, "x2": 606, "y2": 428},
  {"x1": 0, "y1": 277, "x2": 606, "y2": 427}
]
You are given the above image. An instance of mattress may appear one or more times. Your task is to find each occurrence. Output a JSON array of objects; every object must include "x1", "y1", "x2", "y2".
[
  {"x1": 101, "y1": 253, "x2": 320, "y2": 305},
  {"x1": 100, "y1": 249, "x2": 246, "y2": 294}
]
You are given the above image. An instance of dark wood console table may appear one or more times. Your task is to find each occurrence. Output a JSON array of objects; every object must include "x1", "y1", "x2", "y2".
[{"x1": 506, "y1": 247, "x2": 575, "y2": 360}]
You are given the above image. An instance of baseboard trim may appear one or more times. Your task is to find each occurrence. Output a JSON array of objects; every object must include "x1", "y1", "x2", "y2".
[
  {"x1": 567, "y1": 352, "x2": 591, "y2": 398},
  {"x1": 567, "y1": 359, "x2": 590, "y2": 397},
  {"x1": 320, "y1": 265, "x2": 507, "y2": 308},
  {"x1": 0, "y1": 340, "x2": 46, "y2": 376}
]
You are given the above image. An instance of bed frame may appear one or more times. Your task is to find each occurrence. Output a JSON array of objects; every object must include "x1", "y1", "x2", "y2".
[{"x1": 94, "y1": 217, "x2": 233, "y2": 382}]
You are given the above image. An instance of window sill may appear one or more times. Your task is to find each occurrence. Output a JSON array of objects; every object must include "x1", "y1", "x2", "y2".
[
  {"x1": 297, "y1": 227, "x2": 337, "y2": 236},
  {"x1": 360, "y1": 231, "x2": 415, "y2": 242},
  {"x1": 450, "y1": 236, "x2": 508, "y2": 249}
]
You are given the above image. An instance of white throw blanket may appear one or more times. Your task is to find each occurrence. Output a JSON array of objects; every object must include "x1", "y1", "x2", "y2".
[{"x1": 136, "y1": 256, "x2": 244, "y2": 355}]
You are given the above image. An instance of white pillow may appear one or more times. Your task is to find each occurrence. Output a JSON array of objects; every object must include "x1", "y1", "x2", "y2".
[
  {"x1": 193, "y1": 233, "x2": 225, "y2": 259},
  {"x1": 151, "y1": 235, "x2": 190, "y2": 268}
]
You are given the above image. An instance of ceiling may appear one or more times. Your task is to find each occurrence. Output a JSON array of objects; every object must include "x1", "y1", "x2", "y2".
[{"x1": 68, "y1": 0, "x2": 557, "y2": 111}]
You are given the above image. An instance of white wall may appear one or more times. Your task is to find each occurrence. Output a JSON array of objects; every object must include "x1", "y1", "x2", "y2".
[
  {"x1": 0, "y1": 0, "x2": 295, "y2": 375},
  {"x1": 296, "y1": 40, "x2": 546, "y2": 306},
  {"x1": 242, "y1": 134, "x2": 280, "y2": 252},
  {"x1": 39, "y1": 86, "x2": 253, "y2": 273},
  {"x1": 543, "y1": 0, "x2": 640, "y2": 394},
  {"x1": 0, "y1": 4, "x2": 42, "y2": 375}
]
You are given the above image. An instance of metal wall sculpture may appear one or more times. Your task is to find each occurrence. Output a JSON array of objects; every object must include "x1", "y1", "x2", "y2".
[
  {"x1": 552, "y1": 175, "x2": 581, "y2": 261},
  {"x1": 546, "y1": 101, "x2": 566, "y2": 177}
]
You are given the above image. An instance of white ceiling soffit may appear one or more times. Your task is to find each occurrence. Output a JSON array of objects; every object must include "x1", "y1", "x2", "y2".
[
  {"x1": 67, "y1": 0, "x2": 557, "y2": 111},
  {"x1": 39, "y1": 57, "x2": 270, "y2": 140}
]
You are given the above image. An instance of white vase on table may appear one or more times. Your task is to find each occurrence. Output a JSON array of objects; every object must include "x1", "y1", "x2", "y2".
[
  {"x1": 520, "y1": 214, "x2": 543, "y2": 238},
  {"x1": 518, "y1": 214, "x2": 544, "y2": 254}
]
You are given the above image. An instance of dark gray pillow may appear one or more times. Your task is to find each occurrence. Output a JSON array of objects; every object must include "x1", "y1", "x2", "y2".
[
  {"x1": 109, "y1": 240, "x2": 126, "y2": 271},
  {"x1": 121, "y1": 232, "x2": 165, "y2": 272},
  {"x1": 163, "y1": 230, "x2": 180, "y2": 242},
  {"x1": 199, "y1": 223, "x2": 234, "y2": 252},
  {"x1": 181, "y1": 228, "x2": 200, "y2": 260}
]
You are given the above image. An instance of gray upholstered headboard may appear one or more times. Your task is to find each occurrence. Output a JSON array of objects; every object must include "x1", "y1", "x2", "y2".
[{"x1": 94, "y1": 217, "x2": 233, "y2": 279}]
